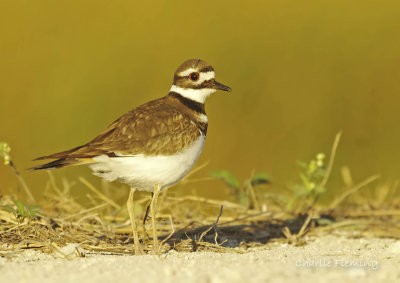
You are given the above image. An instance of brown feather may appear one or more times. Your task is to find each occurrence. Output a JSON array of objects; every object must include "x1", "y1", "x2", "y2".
[{"x1": 32, "y1": 94, "x2": 207, "y2": 165}]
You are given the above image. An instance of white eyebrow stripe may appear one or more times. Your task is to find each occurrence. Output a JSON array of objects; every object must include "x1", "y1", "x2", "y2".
[
  {"x1": 179, "y1": 68, "x2": 198, "y2": 77},
  {"x1": 197, "y1": 71, "x2": 215, "y2": 84},
  {"x1": 178, "y1": 69, "x2": 215, "y2": 82}
]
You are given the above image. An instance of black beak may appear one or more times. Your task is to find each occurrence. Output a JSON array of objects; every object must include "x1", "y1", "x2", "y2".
[{"x1": 213, "y1": 80, "x2": 232, "y2": 92}]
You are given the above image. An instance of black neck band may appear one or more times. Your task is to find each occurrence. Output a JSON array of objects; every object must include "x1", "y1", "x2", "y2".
[{"x1": 168, "y1": 91, "x2": 206, "y2": 114}]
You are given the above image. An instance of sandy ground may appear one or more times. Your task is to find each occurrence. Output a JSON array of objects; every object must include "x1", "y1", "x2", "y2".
[{"x1": 1, "y1": 234, "x2": 399, "y2": 283}]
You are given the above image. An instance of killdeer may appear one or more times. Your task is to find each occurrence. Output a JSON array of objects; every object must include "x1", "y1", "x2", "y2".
[{"x1": 32, "y1": 59, "x2": 231, "y2": 254}]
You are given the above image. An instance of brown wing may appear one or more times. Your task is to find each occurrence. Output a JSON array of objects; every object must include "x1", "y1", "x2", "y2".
[{"x1": 34, "y1": 96, "x2": 202, "y2": 161}]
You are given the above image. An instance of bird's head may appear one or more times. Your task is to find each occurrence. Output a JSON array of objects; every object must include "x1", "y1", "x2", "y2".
[{"x1": 170, "y1": 59, "x2": 231, "y2": 103}]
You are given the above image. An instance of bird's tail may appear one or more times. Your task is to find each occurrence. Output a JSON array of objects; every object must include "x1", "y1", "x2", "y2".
[
  {"x1": 30, "y1": 158, "x2": 83, "y2": 170},
  {"x1": 30, "y1": 144, "x2": 96, "y2": 170}
]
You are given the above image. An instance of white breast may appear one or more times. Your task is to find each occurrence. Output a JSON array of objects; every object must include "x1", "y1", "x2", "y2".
[{"x1": 89, "y1": 135, "x2": 206, "y2": 192}]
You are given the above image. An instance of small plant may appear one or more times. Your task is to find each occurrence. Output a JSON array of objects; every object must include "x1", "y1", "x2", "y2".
[
  {"x1": 210, "y1": 170, "x2": 269, "y2": 209},
  {"x1": 0, "y1": 142, "x2": 11, "y2": 165},
  {"x1": 286, "y1": 153, "x2": 327, "y2": 212},
  {"x1": 0, "y1": 141, "x2": 35, "y2": 203},
  {"x1": 260, "y1": 133, "x2": 341, "y2": 215},
  {"x1": 4, "y1": 200, "x2": 41, "y2": 223}
]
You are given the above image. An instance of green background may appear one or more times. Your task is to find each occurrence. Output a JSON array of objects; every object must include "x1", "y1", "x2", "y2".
[{"x1": 1, "y1": 1, "x2": 399, "y2": 201}]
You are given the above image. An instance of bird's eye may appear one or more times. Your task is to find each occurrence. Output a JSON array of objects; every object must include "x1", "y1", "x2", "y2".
[{"x1": 189, "y1": 72, "x2": 199, "y2": 81}]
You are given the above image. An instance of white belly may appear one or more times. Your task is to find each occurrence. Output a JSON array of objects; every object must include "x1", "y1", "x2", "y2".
[{"x1": 89, "y1": 135, "x2": 205, "y2": 192}]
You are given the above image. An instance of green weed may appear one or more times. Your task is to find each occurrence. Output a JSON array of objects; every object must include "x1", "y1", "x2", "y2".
[
  {"x1": 3, "y1": 200, "x2": 41, "y2": 223},
  {"x1": 286, "y1": 153, "x2": 328, "y2": 212}
]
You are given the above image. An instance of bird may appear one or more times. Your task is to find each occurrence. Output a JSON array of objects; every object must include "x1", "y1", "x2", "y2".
[{"x1": 31, "y1": 58, "x2": 231, "y2": 254}]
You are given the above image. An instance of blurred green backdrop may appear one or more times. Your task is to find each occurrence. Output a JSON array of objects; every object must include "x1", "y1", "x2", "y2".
[{"x1": 1, "y1": 1, "x2": 399, "y2": 201}]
